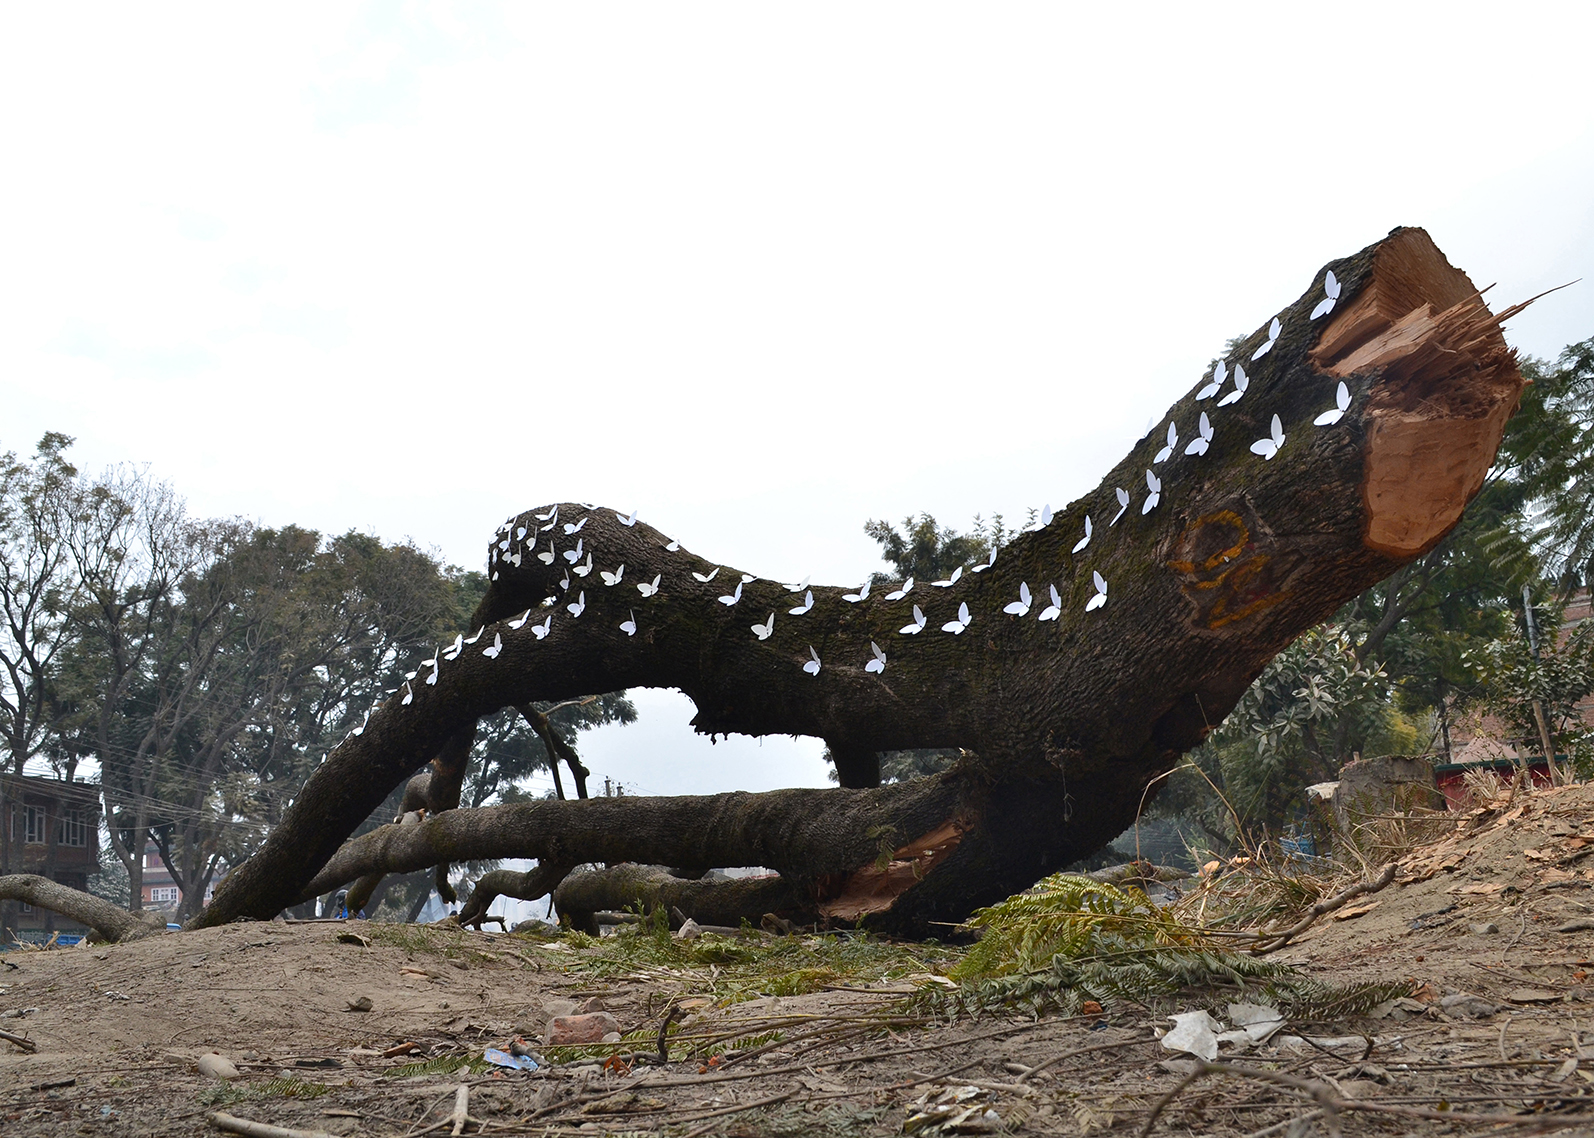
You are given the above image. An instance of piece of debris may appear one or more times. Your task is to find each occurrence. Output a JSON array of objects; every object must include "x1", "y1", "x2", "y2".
[
  {"x1": 1224, "y1": 1002, "x2": 1285, "y2": 1044},
  {"x1": 345, "y1": 996, "x2": 373, "y2": 1013},
  {"x1": 1439, "y1": 993, "x2": 1497, "y2": 1018},
  {"x1": 198, "y1": 1052, "x2": 241, "y2": 1080},
  {"x1": 1555, "y1": 918, "x2": 1594, "y2": 933},
  {"x1": 1468, "y1": 922, "x2": 1500, "y2": 935},
  {"x1": 674, "y1": 918, "x2": 702, "y2": 941},
  {"x1": 1161, "y1": 1010, "x2": 1220, "y2": 1061},
  {"x1": 334, "y1": 932, "x2": 370, "y2": 947},
  {"x1": 483, "y1": 1047, "x2": 537, "y2": 1071},
  {"x1": 547, "y1": 1012, "x2": 620, "y2": 1045},
  {"x1": 904, "y1": 1085, "x2": 1000, "y2": 1135}
]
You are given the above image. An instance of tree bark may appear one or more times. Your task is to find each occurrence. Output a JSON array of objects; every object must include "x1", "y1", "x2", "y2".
[
  {"x1": 195, "y1": 227, "x2": 1527, "y2": 936},
  {"x1": 0, "y1": 874, "x2": 164, "y2": 943}
]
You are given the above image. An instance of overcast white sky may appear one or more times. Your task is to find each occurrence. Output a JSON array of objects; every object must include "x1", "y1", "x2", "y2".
[{"x1": 4, "y1": 4, "x2": 1593, "y2": 798}]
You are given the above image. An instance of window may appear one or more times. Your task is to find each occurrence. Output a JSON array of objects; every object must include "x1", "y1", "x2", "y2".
[
  {"x1": 149, "y1": 886, "x2": 180, "y2": 904},
  {"x1": 56, "y1": 808, "x2": 86, "y2": 847},
  {"x1": 23, "y1": 805, "x2": 45, "y2": 844}
]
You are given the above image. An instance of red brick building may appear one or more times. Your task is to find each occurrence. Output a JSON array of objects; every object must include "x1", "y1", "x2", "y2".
[{"x1": 1, "y1": 773, "x2": 101, "y2": 941}]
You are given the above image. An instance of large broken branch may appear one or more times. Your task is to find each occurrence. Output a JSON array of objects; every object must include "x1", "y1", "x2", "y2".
[
  {"x1": 198, "y1": 227, "x2": 1526, "y2": 935},
  {"x1": 0, "y1": 875, "x2": 164, "y2": 943}
]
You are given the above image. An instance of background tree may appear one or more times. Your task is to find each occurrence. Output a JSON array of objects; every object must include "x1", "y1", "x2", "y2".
[{"x1": 0, "y1": 434, "x2": 84, "y2": 935}]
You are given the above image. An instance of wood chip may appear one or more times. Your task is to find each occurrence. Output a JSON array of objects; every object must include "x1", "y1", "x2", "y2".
[{"x1": 1332, "y1": 902, "x2": 1380, "y2": 922}]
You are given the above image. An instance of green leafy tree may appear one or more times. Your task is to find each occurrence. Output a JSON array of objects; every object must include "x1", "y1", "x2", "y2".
[{"x1": 1465, "y1": 601, "x2": 1594, "y2": 776}]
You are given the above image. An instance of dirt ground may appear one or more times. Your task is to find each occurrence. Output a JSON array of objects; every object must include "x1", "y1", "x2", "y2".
[{"x1": 3, "y1": 782, "x2": 1594, "y2": 1137}]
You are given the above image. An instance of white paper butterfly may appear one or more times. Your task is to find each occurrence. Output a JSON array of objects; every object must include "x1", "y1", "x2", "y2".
[
  {"x1": 1310, "y1": 269, "x2": 1341, "y2": 320},
  {"x1": 785, "y1": 575, "x2": 811, "y2": 593},
  {"x1": 1085, "y1": 571, "x2": 1108, "y2": 612},
  {"x1": 1072, "y1": 515, "x2": 1092, "y2": 554},
  {"x1": 352, "y1": 708, "x2": 370, "y2": 736},
  {"x1": 1218, "y1": 363, "x2": 1249, "y2": 407},
  {"x1": 617, "y1": 508, "x2": 639, "y2": 527},
  {"x1": 601, "y1": 564, "x2": 625, "y2": 587},
  {"x1": 789, "y1": 590, "x2": 814, "y2": 616},
  {"x1": 401, "y1": 682, "x2": 414, "y2": 705},
  {"x1": 865, "y1": 641, "x2": 886, "y2": 674},
  {"x1": 942, "y1": 602, "x2": 972, "y2": 634},
  {"x1": 562, "y1": 516, "x2": 588, "y2": 536},
  {"x1": 932, "y1": 566, "x2": 963, "y2": 588},
  {"x1": 803, "y1": 646, "x2": 821, "y2": 676},
  {"x1": 531, "y1": 616, "x2": 552, "y2": 640},
  {"x1": 1314, "y1": 381, "x2": 1351, "y2": 426},
  {"x1": 1038, "y1": 585, "x2": 1062, "y2": 622},
  {"x1": 885, "y1": 577, "x2": 915, "y2": 601},
  {"x1": 516, "y1": 526, "x2": 527, "y2": 541},
  {"x1": 620, "y1": 611, "x2": 637, "y2": 636},
  {"x1": 442, "y1": 634, "x2": 464, "y2": 661},
  {"x1": 538, "y1": 542, "x2": 556, "y2": 565},
  {"x1": 1111, "y1": 487, "x2": 1130, "y2": 526},
  {"x1": 508, "y1": 609, "x2": 533, "y2": 629},
  {"x1": 482, "y1": 632, "x2": 503, "y2": 659},
  {"x1": 571, "y1": 554, "x2": 593, "y2": 577},
  {"x1": 563, "y1": 537, "x2": 584, "y2": 564},
  {"x1": 425, "y1": 657, "x2": 440, "y2": 685},
  {"x1": 900, "y1": 605, "x2": 927, "y2": 634},
  {"x1": 1185, "y1": 412, "x2": 1213, "y2": 456},
  {"x1": 463, "y1": 627, "x2": 484, "y2": 645},
  {"x1": 664, "y1": 539, "x2": 681, "y2": 552},
  {"x1": 692, "y1": 567, "x2": 720, "y2": 583},
  {"x1": 534, "y1": 505, "x2": 557, "y2": 522},
  {"x1": 559, "y1": 572, "x2": 570, "y2": 591},
  {"x1": 1035, "y1": 503, "x2": 1054, "y2": 530},
  {"x1": 567, "y1": 591, "x2": 586, "y2": 618},
  {"x1": 1142, "y1": 469, "x2": 1162, "y2": 514},
  {"x1": 1154, "y1": 422, "x2": 1178, "y2": 464},
  {"x1": 741, "y1": 574, "x2": 755, "y2": 583},
  {"x1": 1197, "y1": 359, "x2": 1228, "y2": 401},
  {"x1": 719, "y1": 581, "x2": 743, "y2": 606},
  {"x1": 1004, "y1": 582, "x2": 1033, "y2": 616},
  {"x1": 1250, "y1": 414, "x2": 1286, "y2": 460},
  {"x1": 971, "y1": 547, "x2": 998, "y2": 573},
  {"x1": 843, "y1": 580, "x2": 871, "y2": 603},
  {"x1": 637, "y1": 574, "x2": 661, "y2": 597},
  {"x1": 1252, "y1": 316, "x2": 1282, "y2": 360},
  {"x1": 751, "y1": 613, "x2": 775, "y2": 640}
]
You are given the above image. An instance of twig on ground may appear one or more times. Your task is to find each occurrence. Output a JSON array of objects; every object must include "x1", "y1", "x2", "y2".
[
  {"x1": 0, "y1": 1027, "x2": 37, "y2": 1053},
  {"x1": 208, "y1": 1113, "x2": 337, "y2": 1138},
  {"x1": 666, "y1": 1090, "x2": 796, "y2": 1125},
  {"x1": 1249, "y1": 864, "x2": 1397, "y2": 955},
  {"x1": 658, "y1": 1001, "x2": 685, "y2": 1064},
  {"x1": 1139, "y1": 1059, "x2": 1594, "y2": 1137},
  {"x1": 1016, "y1": 1035, "x2": 1155, "y2": 1084}
]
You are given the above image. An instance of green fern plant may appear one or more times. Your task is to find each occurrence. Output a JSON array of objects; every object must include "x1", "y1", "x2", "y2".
[
  {"x1": 926, "y1": 872, "x2": 1410, "y2": 1020},
  {"x1": 953, "y1": 874, "x2": 1212, "y2": 981}
]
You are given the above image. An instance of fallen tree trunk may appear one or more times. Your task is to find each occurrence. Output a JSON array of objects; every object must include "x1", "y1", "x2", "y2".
[
  {"x1": 193, "y1": 227, "x2": 1526, "y2": 936},
  {"x1": 0, "y1": 875, "x2": 164, "y2": 943}
]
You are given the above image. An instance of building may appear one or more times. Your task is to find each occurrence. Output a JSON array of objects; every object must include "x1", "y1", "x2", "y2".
[
  {"x1": 139, "y1": 841, "x2": 215, "y2": 914},
  {"x1": 0, "y1": 773, "x2": 101, "y2": 942}
]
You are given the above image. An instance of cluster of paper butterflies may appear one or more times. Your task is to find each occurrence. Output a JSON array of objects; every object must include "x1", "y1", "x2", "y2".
[{"x1": 365, "y1": 268, "x2": 1355, "y2": 716}]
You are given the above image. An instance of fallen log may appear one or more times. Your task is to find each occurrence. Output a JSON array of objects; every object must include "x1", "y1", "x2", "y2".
[
  {"x1": 196, "y1": 226, "x2": 1527, "y2": 936},
  {"x1": 0, "y1": 874, "x2": 165, "y2": 943}
]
